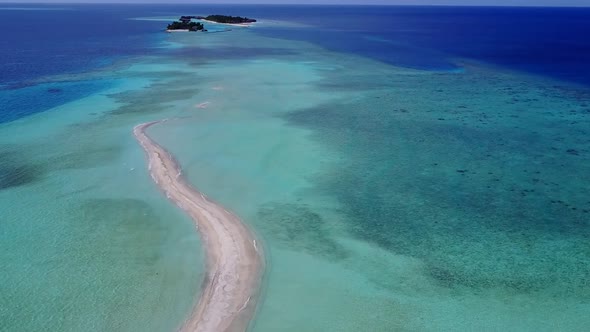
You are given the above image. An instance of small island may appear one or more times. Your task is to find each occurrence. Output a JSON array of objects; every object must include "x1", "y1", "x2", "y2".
[
  {"x1": 199, "y1": 15, "x2": 257, "y2": 24},
  {"x1": 166, "y1": 20, "x2": 205, "y2": 32},
  {"x1": 166, "y1": 15, "x2": 257, "y2": 33}
]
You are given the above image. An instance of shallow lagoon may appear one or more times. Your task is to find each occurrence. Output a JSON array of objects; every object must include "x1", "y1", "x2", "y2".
[{"x1": 1, "y1": 5, "x2": 589, "y2": 332}]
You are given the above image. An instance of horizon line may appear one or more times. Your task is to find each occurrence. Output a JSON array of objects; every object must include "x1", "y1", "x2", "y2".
[{"x1": 2, "y1": 2, "x2": 590, "y2": 7}]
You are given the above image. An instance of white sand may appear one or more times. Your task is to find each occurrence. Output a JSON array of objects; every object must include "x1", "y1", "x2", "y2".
[{"x1": 134, "y1": 121, "x2": 264, "y2": 332}]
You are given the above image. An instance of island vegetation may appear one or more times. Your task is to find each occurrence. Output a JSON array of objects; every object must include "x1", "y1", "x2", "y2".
[
  {"x1": 166, "y1": 14, "x2": 256, "y2": 32},
  {"x1": 166, "y1": 20, "x2": 205, "y2": 32},
  {"x1": 199, "y1": 15, "x2": 257, "y2": 24}
]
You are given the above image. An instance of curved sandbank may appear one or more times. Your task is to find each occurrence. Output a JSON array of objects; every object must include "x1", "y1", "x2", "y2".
[{"x1": 134, "y1": 121, "x2": 264, "y2": 332}]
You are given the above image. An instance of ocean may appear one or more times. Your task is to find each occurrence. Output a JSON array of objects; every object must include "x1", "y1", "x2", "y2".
[{"x1": 1, "y1": 4, "x2": 589, "y2": 331}]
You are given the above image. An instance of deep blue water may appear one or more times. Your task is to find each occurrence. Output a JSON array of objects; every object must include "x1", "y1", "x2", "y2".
[
  {"x1": 0, "y1": 5, "x2": 163, "y2": 84},
  {"x1": 250, "y1": 6, "x2": 590, "y2": 84},
  {"x1": 1, "y1": 4, "x2": 590, "y2": 123},
  {"x1": 0, "y1": 4, "x2": 166, "y2": 123}
]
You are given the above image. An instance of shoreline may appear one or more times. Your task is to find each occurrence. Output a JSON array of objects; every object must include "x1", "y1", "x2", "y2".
[{"x1": 133, "y1": 120, "x2": 265, "y2": 332}]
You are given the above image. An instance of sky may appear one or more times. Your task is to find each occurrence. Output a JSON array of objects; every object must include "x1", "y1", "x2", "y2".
[{"x1": 1, "y1": 0, "x2": 589, "y2": 6}]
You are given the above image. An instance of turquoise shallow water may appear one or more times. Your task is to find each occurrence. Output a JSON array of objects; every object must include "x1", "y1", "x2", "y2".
[
  {"x1": 144, "y1": 31, "x2": 590, "y2": 330},
  {"x1": 1, "y1": 8, "x2": 590, "y2": 332},
  {"x1": 0, "y1": 76, "x2": 203, "y2": 331}
]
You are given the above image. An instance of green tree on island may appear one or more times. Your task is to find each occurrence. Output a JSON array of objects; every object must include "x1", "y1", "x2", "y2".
[
  {"x1": 205, "y1": 15, "x2": 256, "y2": 24},
  {"x1": 167, "y1": 21, "x2": 205, "y2": 31}
]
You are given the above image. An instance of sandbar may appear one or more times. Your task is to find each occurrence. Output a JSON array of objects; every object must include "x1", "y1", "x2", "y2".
[{"x1": 134, "y1": 120, "x2": 264, "y2": 332}]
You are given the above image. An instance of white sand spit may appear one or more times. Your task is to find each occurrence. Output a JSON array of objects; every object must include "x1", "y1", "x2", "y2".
[{"x1": 134, "y1": 121, "x2": 264, "y2": 332}]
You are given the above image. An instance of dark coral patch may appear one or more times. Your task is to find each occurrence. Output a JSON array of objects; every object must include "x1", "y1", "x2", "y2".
[
  {"x1": 256, "y1": 203, "x2": 348, "y2": 260},
  {"x1": 0, "y1": 150, "x2": 44, "y2": 190}
]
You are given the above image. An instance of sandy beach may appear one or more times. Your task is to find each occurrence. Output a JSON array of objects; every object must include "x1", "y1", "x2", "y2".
[{"x1": 134, "y1": 121, "x2": 265, "y2": 332}]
